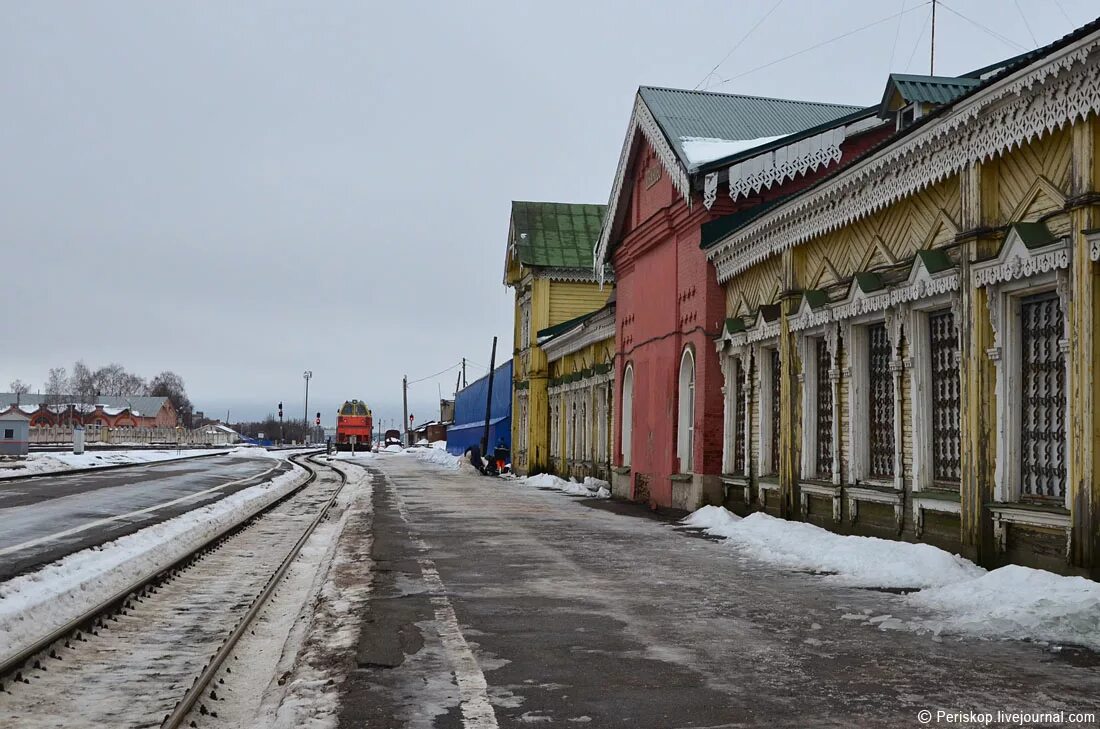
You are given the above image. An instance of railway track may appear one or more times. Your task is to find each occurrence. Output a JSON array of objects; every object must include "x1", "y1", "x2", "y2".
[{"x1": 0, "y1": 452, "x2": 351, "y2": 728}]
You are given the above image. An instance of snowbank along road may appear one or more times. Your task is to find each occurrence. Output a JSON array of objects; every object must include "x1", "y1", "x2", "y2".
[
  {"x1": 338, "y1": 454, "x2": 1100, "y2": 728},
  {"x1": 0, "y1": 454, "x2": 375, "y2": 729},
  {"x1": 0, "y1": 452, "x2": 288, "y2": 579}
]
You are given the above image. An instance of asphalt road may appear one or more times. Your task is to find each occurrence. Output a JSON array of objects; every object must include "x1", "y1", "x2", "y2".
[
  {"x1": 0, "y1": 454, "x2": 291, "y2": 580},
  {"x1": 340, "y1": 455, "x2": 1100, "y2": 728}
]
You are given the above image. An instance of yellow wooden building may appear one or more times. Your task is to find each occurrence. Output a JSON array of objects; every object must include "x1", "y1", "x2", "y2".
[
  {"x1": 703, "y1": 25, "x2": 1100, "y2": 578},
  {"x1": 503, "y1": 201, "x2": 612, "y2": 475},
  {"x1": 540, "y1": 301, "x2": 616, "y2": 481}
]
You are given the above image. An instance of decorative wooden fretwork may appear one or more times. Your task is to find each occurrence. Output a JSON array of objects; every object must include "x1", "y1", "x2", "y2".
[
  {"x1": 815, "y1": 339, "x2": 833, "y2": 478},
  {"x1": 868, "y1": 323, "x2": 895, "y2": 479},
  {"x1": 733, "y1": 360, "x2": 747, "y2": 474},
  {"x1": 770, "y1": 348, "x2": 781, "y2": 473},
  {"x1": 1020, "y1": 292, "x2": 1066, "y2": 501},
  {"x1": 929, "y1": 310, "x2": 961, "y2": 483}
]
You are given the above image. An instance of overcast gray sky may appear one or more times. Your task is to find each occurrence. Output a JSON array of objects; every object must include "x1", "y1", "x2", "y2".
[{"x1": 2, "y1": 1, "x2": 1095, "y2": 426}]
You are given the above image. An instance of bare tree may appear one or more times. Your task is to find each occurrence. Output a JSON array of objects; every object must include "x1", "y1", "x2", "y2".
[
  {"x1": 44, "y1": 367, "x2": 68, "y2": 424},
  {"x1": 9, "y1": 379, "x2": 30, "y2": 407},
  {"x1": 71, "y1": 360, "x2": 96, "y2": 417},
  {"x1": 92, "y1": 363, "x2": 147, "y2": 397},
  {"x1": 150, "y1": 371, "x2": 193, "y2": 427}
]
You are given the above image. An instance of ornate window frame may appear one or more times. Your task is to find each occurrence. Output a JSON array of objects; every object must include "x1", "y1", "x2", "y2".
[
  {"x1": 840, "y1": 305, "x2": 902, "y2": 488},
  {"x1": 796, "y1": 322, "x2": 841, "y2": 484},
  {"x1": 901, "y1": 256, "x2": 962, "y2": 494},
  {"x1": 972, "y1": 228, "x2": 1072, "y2": 506},
  {"x1": 719, "y1": 345, "x2": 752, "y2": 478}
]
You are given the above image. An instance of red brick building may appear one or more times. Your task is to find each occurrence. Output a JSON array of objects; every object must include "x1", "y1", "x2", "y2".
[
  {"x1": 597, "y1": 87, "x2": 890, "y2": 510},
  {"x1": 0, "y1": 394, "x2": 178, "y2": 429}
]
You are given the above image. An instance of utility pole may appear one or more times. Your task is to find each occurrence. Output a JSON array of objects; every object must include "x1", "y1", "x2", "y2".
[
  {"x1": 402, "y1": 375, "x2": 409, "y2": 447},
  {"x1": 302, "y1": 370, "x2": 312, "y2": 444},
  {"x1": 930, "y1": 0, "x2": 937, "y2": 75},
  {"x1": 481, "y1": 336, "x2": 498, "y2": 455},
  {"x1": 462, "y1": 358, "x2": 467, "y2": 388},
  {"x1": 455, "y1": 369, "x2": 462, "y2": 397}
]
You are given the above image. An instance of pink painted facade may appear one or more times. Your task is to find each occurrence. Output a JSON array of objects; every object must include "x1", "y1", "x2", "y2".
[{"x1": 610, "y1": 127, "x2": 891, "y2": 510}]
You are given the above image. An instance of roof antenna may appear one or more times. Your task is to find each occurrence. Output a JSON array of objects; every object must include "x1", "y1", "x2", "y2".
[{"x1": 930, "y1": 0, "x2": 937, "y2": 75}]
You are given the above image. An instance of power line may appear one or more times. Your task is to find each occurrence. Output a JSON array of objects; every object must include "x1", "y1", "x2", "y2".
[
  {"x1": 1053, "y1": 0, "x2": 1076, "y2": 31},
  {"x1": 1012, "y1": 0, "x2": 1039, "y2": 47},
  {"x1": 904, "y1": 7, "x2": 933, "y2": 72},
  {"x1": 887, "y1": 0, "x2": 908, "y2": 71},
  {"x1": 713, "y1": 2, "x2": 930, "y2": 88},
  {"x1": 694, "y1": 0, "x2": 784, "y2": 91},
  {"x1": 407, "y1": 362, "x2": 461, "y2": 386},
  {"x1": 936, "y1": 1, "x2": 1028, "y2": 52}
]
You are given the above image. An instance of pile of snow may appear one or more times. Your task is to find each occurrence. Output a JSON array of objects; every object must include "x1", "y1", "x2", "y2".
[
  {"x1": 681, "y1": 504, "x2": 743, "y2": 538},
  {"x1": 681, "y1": 508, "x2": 980, "y2": 589},
  {"x1": 521, "y1": 473, "x2": 610, "y2": 499},
  {"x1": 681, "y1": 505, "x2": 1100, "y2": 650},
  {"x1": 908, "y1": 565, "x2": 1100, "y2": 651},
  {"x1": 412, "y1": 447, "x2": 462, "y2": 470},
  {"x1": 383, "y1": 444, "x2": 403, "y2": 453},
  {"x1": 0, "y1": 448, "x2": 233, "y2": 479},
  {"x1": 679, "y1": 134, "x2": 789, "y2": 166},
  {"x1": 0, "y1": 464, "x2": 307, "y2": 664},
  {"x1": 430, "y1": 440, "x2": 447, "y2": 450}
]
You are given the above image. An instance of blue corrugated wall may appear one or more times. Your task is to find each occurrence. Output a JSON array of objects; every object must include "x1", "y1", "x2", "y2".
[{"x1": 447, "y1": 360, "x2": 511, "y2": 456}]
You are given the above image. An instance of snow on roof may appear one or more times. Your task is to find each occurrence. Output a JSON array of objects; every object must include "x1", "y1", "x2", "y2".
[{"x1": 678, "y1": 134, "x2": 790, "y2": 166}]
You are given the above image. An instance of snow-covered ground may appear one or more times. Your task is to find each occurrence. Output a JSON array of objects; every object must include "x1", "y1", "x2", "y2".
[
  {"x1": 0, "y1": 447, "x2": 236, "y2": 479},
  {"x1": 0, "y1": 458, "x2": 307, "y2": 665},
  {"x1": 682, "y1": 505, "x2": 1100, "y2": 650},
  {"x1": 518, "y1": 473, "x2": 611, "y2": 499}
]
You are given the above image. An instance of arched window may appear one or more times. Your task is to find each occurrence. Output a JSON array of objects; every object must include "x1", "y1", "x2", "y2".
[
  {"x1": 677, "y1": 348, "x2": 695, "y2": 472},
  {"x1": 621, "y1": 364, "x2": 634, "y2": 466}
]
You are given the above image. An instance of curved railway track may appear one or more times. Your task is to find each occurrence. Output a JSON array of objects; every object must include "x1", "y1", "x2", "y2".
[{"x1": 0, "y1": 452, "x2": 352, "y2": 728}]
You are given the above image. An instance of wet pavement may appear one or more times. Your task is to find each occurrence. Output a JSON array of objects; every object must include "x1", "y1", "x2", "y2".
[{"x1": 339, "y1": 455, "x2": 1100, "y2": 728}]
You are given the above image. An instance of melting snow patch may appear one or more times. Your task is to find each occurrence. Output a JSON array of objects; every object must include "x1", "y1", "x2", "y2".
[
  {"x1": 519, "y1": 474, "x2": 610, "y2": 499},
  {"x1": 413, "y1": 447, "x2": 462, "y2": 470},
  {"x1": 680, "y1": 508, "x2": 981, "y2": 589},
  {"x1": 907, "y1": 564, "x2": 1100, "y2": 651},
  {"x1": 679, "y1": 134, "x2": 789, "y2": 166}
]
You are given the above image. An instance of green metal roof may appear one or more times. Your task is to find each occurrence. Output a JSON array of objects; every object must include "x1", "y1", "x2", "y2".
[
  {"x1": 700, "y1": 195, "x2": 794, "y2": 249},
  {"x1": 536, "y1": 308, "x2": 599, "y2": 342},
  {"x1": 638, "y1": 87, "x2": 862, "y2": 171},
  {"x1": 510, "y1": 201, "x2": 606, "y2": 270},
  {"x1": 801, "y1": 289, "x2": 830, "y2": 310},
  {"x1": 854, "y1": 272, "x2": 885, "y2": 293},
  {"x1": 881, "y1": 73, "x2": 981, "y2": 111},
  {"x1": 915, "y1": 249, "x2": 954, "y2": 274},
  {"x1": 1008, "y1": 222, "x2": 1059, "y2": 250}
]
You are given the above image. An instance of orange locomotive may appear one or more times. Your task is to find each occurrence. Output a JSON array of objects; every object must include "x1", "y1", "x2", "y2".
[{"x1": 335, "y1": 400, "x2": 373, "y2": 451}]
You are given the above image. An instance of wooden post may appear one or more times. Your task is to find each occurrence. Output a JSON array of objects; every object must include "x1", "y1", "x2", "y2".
[{"x1": 482, "y1": 337, "x2": 498, "y2": 456}]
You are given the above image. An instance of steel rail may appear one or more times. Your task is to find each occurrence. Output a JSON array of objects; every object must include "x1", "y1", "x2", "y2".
[
  {"x1": 0, "y1": 450, "x2": 324, "y2": 681},
  {"x1": 160, "y1": 454, "x2": 348, "y2": 728}
]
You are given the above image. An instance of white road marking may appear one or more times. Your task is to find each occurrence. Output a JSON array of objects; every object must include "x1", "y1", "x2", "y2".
[
  {"x1": 0, "y1": 462, "x2": 284, "y2": 557},
  {"x1": 391, "y1": 482, "x2": 499, "y2": 729}
]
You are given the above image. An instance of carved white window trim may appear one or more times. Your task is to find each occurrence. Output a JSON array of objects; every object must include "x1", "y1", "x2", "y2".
[
  {"x1": 754, "y1": 340, "x2": 781, "y2": 476},
  {"x1": 843, "y1": 307, "x2": 906, "y2": 489},
  {"x1": 983, "y1": 273, "x2": 1071, "y2": 506},
  {"x1": 798, "y1": 324, "x2": 841, "y2": 484},
  {"x1": 907, "y1": 291, "x2": 962, "y2": 495},
  {"x1": 720, "y1": 346, "x2": 752, "y2": 477},
  {"x1": 973, "y1": 232, "x2": 1071, "y2": 506}
]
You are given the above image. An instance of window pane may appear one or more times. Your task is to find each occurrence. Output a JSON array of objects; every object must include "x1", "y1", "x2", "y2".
[
  {"x1": 816, "y1": 339, "x2": 833, "y2": 478},
  {"x1": 868, "y1": 323, "x2": 895, "y2": 478},
  {"x1": 929, "y1": 310, "x2": 961, "y2": 483},
  {"x1": 770, "y1": 348, "x2": 781, "y2": 473},
  {"x1": 1020, "y1": 292, "x2": 1066, "y2": 501}
]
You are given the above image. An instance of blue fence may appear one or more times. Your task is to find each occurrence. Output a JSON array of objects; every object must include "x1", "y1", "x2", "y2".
[{"x1": 447, "y1": 359, "x2": 511, "y2": 456}]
